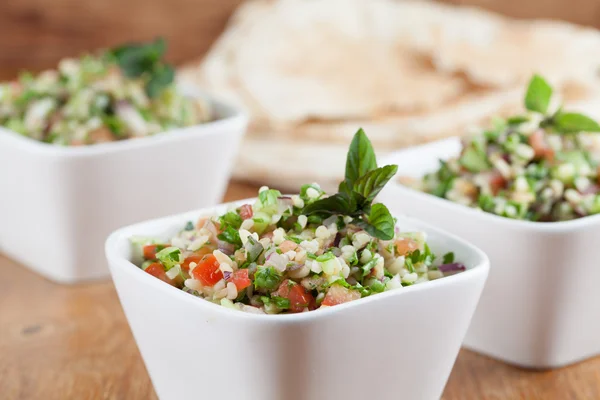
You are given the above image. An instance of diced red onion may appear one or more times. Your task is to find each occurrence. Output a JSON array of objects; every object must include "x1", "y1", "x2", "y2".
[
  {"x1": 581, "y1": 184, "x2": 599, "y2": 195},
  {"x1": 287, "y1": 262, "x2": 303, "y2": 271},
  {"x1": 438, "y1": 263, "x2": 466, "y2": 273},
  {"x1": 223, "y1": 271, "x2": 232, "y2": 280},
  {"x1": 218, "y1": 240, "x2": 235, "y2": 255}
]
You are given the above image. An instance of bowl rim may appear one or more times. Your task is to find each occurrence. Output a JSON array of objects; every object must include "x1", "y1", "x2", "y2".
[
  {"x1": 380, "y1": 136, "x2": 600, "y2": 232},
  {"x1": 0, "y1": 85, "x2": 249, "y2": 158},
  {"x1": 105, "y1": 197, "x2": 490, "y2": 324}
]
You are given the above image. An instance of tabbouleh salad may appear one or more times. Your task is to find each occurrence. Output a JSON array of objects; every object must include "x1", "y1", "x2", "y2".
[
  {"x1": 0, "y1": 38, "x2": 211, "y2": 145},
  {"x1": 132, "y1": 129, "x2": 466, "y2": 314},
  {"x1": 414, "y1": 75, "x2": 600, "y2": 222}
]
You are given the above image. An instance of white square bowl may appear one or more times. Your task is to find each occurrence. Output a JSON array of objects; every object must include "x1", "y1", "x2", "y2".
[
  {"x1": 0, "y1": 94, "x2": 248, "y2": 284},
  {"x1": 378, "y1": 137, "x2": 600, "y2": 369},
  {"x1": 105, "y1": 199, "x2": 489, "y2": 400}
]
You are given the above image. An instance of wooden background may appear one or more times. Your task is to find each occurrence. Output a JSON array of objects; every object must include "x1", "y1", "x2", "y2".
[{"x1": 2, "y1": 0, "x2": 600, "y2": 81}]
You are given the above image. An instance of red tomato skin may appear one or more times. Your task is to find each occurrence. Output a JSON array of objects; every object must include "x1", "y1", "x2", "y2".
[
  {"x1": 145, "y1": 262, "x2": 175, "y2": 286},
  {"x1": 191, "y1": 255, "x2": 224, "y2": 286},
  {"x1": 489, "y1": 172, "x2": 507, "y2": 195},
  {"x1": 274, "y1": 280, "x2": 316, "y2": 313},
  {"x1": 395, "y1": 239, "x2": 419, "y2": 256},
  {"x1": 143, "y1": 244, "x2": 169, "y2": 260},
  {"x1": 227, "y1": 269, "x2": 252, "y2": 291},
  {"x1": 528, "y1": 130, "x2": 554, "y2": 162},
  {"x1": 239, "y1": 204, "x2": 253, "y2": 220},
  {"x1": 322, "y1": 285, "x2": 361, "y2": 307},
  {"x1": 181, "y1": 255, "x2": 203, "y2": 272}
]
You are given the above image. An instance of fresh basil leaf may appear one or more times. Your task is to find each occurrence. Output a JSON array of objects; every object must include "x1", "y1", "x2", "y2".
[
  {"x1": 442, "y1": 252, "x2": 455, "y2": 264},
  {"x1": 145, "y1": 64, "x2": 174, "y2": 98},
  {"x1": 217, "y1": 226, "x2": 242, "y2": 247},
  {"x1": 361, "y1": 203, "x2": 395, "y2": 240},
  {"x1": 353, "y1": 164, "x2": 399, "y2": 203},
  {"x1": 552, "y1": 112, "x2": 600, "y2": 133},
  {"x1": 507, "y1": 115, "x2": 529, "y2": 125},
  {"x1": 301, "y1": 193, "x2": 355, "y2": 216},
  {"x1": 344, "y1": 128, "x2": 377, "y2": 190},
  {"x1": 112, "y1": 37, "x2": 166, "y2": 78},
  {"x1": 525, "y1": 74, "x2": 553, "y2": 114}
]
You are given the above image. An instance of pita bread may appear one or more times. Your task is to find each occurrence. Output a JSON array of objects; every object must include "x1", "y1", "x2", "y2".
[
  {"x1": 431, "y1": 14, "x2": 600, "y2": 87},
  {"x1": 177, "y1": 0, "x2": 600, "y2": 189}
]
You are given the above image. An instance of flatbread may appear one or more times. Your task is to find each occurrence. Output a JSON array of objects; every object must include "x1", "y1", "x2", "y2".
[
  {"x1": 431, "y1": 15, "x2": 600, "y2": 87},
  {"x1": 177, "y1": 0, "x2": 600, "y2": 190}
]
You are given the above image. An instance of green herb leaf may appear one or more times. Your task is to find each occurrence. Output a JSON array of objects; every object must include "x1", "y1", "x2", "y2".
[
  {"x1": 112, "y1": 37, "x2": 166, "y2": 78},
  {"x1": 353, "y1": 164, "x2": 399, "y2": 203},
  {"x1": 272, "y1": 296, "x2": 291, "y2": 309},
  {"x1": 552, "y1": 112, "x2": 600, "y2": 133},
  {"x1": 219, "y1": 211, "x2": 243, "y2": 230},
  {"x1": 259, "y1": 189, "x2": 283, "y2": 208},
  {"x1": 524, "y1": 74, "x2": 553, "y2": 114},
  {"x1": 344, "y1": 128, "x2": 377, "y2": 190},
  {"x1": 217, "y1": 226, "x2": 242, "y2": 247},
  {"x1": 254, "y1": 266, "x2": 282, "y2": 290},
  {"x1": 359, "y1": 203, "x2": 395, "y2": 240},
  {"x1": 442, "y1": 252, "x2": 455, "y2": 264},
  {"x1": 184, "y1": 221, "x2": 194, "y2": 231},
  {"x1": 145, "y1": 64, "x2": 174, "y2": 98},
  {"x1": 301, "y1": 193, "x2": 355, "y2": 216}
]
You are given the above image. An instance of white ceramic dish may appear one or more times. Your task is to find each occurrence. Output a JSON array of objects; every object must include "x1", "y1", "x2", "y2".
[
  {"x1": 105, "y1": 198, "x2": 489, "y2": 400},
  {"x1": 379, "y1": 137, "x2": 600, "y2": 369},
  {"x1": 0, "y1": 92, "x2": 248, "y2": 284}
]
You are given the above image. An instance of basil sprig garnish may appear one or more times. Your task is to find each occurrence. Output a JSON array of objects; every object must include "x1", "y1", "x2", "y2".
[
  {"x1": 525, "y1": 74, "x2": 600, "y2": 133},
  {"x1": 111, "y1": 37, "x2": 175, "y2": 98},
  {"x1": 302, "y1": 129, "x2": 398, "y2": 240}
]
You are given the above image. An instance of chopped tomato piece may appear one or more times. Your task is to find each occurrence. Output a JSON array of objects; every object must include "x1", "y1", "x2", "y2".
[
  {"x1": 273, "y1": 279, "x2": 316, "y2": 313},
  {"x1": 489, "y1": 171, "x2": 507, "y2": 195},
  {"x1": 144, "y1": 262, "x2": 175, "y2": 286},
  {"x1": 239, "y1": 204, "x2": 253, "y2": 220},
  {"x1": 143, "y1": 244, "x2": 169, "y2": 260},
  {"x1": 191, "y1": 254, "x2": 223, "y2": 286},
  {"x1": 181, "y1": 255, "x2": 202, "y2": 272},
  {"x1": 321, "y1": 284, "x2": 361, "y2": 307},
  {"x1": 227, "y1": 269, "x2": 252, "y2": 291},
  {"x1": 395, "y1": 238, "x2": 419, "y2": 256},
  {"x1": 528, "y1": 130, "x2": 554, "y2": 161}
]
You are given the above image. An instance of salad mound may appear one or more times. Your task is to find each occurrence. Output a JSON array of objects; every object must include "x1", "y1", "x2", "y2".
[
  {"x1": 132, "y1": 129, "x2": 465, "y2": 314},
  {"x1": 0, "y1": 38, "x2": 211, "y2": 145},
  {"x1": 416, "y1": 75, "x2": 600, "y2": 222}
]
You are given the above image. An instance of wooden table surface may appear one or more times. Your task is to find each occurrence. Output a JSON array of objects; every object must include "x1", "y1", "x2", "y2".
[{"x1": 1, "y1": 181, "x2": 599, "y2": 400}]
